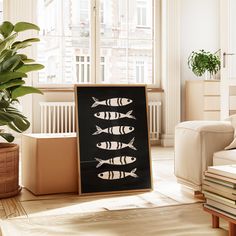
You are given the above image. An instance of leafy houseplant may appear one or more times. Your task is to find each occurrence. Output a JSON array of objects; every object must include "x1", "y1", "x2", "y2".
[
  {"x1": 0, "y1": 21, "x2": 44, "y2": 198},
  {"x1": 0, "y1": 21, "x2": 44, "y2": 142},
  {"x1": 188, "y1": 49, "x2": 221, "y2": 79}
]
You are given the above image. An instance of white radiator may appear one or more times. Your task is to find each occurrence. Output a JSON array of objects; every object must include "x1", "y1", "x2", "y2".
[
  {"x1": 40, "y1": 102, "x2": 76, "y2": 133},
  {"x1": 148, "y1": 101, "x2": 161, "y2": 141},
  {"x1": 40, "y1": 101, "x2": 161, "y2": 141}
]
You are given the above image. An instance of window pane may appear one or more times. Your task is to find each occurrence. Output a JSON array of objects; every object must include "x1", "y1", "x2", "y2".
[
  {"x1": 37, "y1": 0, "x2": 91, "y2": 84},
  {"x1": 100, "y1": 0, "x2": 153, "y2": 84},
  {"x1": 37, "y1": 0, "x2": 154, "y2": 85}
]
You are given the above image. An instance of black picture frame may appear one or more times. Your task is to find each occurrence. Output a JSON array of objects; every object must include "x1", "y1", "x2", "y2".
[{"x1": 75, "y1": 85, "x2": 152, "y2": 195}]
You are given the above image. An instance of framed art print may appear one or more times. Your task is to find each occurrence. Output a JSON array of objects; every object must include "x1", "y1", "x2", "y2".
[{"x1": 75, "y1": 85, "x2": 152, "y2": 195}]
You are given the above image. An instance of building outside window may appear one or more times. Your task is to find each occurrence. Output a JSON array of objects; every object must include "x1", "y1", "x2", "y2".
[
  {"x1": 137, "y1": 0, "x2": 147, "y2": 26},
  {"x1": 36, "y1": 0, "x2": 157, "y2": 86},
  {"x1": 136, "y1": 60, "x2": 145, "y2": 83},
  {"x1": 76, "y1": 56, "x2": 90, "y2": 83}
]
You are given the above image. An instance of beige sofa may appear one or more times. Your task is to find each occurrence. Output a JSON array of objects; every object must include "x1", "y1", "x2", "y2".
[{"x1": 174, "y1": 120, "x2": 234, "y2": 191}]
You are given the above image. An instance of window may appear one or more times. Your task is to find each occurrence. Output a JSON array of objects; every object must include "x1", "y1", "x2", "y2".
[
  {"x1": 137, "y1": 0, "x2": 147, "y2": 26},
  {"x1": 36, "y1": 0, "x2": 158, "y2": 86},
  {"x1": 100, "y1": 0, "x2": 104, "y2": 24},
  {"x1": 136, "y1": 60, "x2": 145, "y2": 83},
  {"x1": 100, "y1": 57, "x2": 106, "y2": 82},
  {"x1": 45, "y1": 0, "x2": 56, "y2": 33},
  {"x1": 76, "y1": 56, "x2": 90, "y2": 83},
  {"x1": 75, "y1": 56, "x2": 105, "y2": 83}
]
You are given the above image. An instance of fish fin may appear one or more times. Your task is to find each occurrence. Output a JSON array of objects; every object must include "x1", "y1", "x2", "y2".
[
  {"x1": 130, "y1": 168, "x2": 138, "y2": 178},
  {"x1": 128, "y1": 137, "x2": 137, "y2": 150},
  {"x1": 91, "y1": 97, "x2": 99, "y2": 108},
  {"x1": 95, "y1": 158, "x2": 104, "y2": 168},
  {"x1": 92, "y1": 126, "x2": 103, "y2": 135},
  {"x1": 126, "y1": 110, "x2": 136, "y2": 120}
]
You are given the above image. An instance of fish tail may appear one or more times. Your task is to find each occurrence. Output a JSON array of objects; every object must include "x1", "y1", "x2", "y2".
[
  {"x1": 128, "y1": 137, "x2": 137, "y2": 150},
  {"x1": 91, "y1": 97, "x2": 99, "y2": 108},
  {"x1": 95, "y1": 158, "x2": 104, "y2": 168},
  {"x1": 93, "y1": 126, "x2": 103, "y2": 135},
  {"x1": 126, "y1": 110, "x2": 136, "y2": 120},
  {"x1": 130, "y1": 168, "x2": 138, "y2": 178}
]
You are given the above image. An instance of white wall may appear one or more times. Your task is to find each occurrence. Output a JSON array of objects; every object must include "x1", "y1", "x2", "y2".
[{"x1": 180, "y1": 0, "x2": 220, "y2": 120}]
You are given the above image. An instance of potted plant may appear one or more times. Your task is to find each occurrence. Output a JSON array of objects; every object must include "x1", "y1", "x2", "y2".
[
  {"x1": 0, "y1": 21, "x2": 44, "y2": 198},
  {"x1": 188, "y1": 49, "x2": 221, "y2": 80}
]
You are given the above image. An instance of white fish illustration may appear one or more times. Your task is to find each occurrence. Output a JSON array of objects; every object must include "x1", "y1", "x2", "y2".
[
  {"x1": 94, "y1": 110, "x2": 136, "y2": 120},
  {"x1": 96, "y1": 138, "x2": 137, "y2": 150},
  {"x1": 92, "y1": 97, "x2": 132, "y2": 108},
  {"x1": 95, "y1": 156, "x2": 136, "y2": 168},
  {"x1": 93, "y1": 125, "x2": 134, "y2": 135},
  {"x1": 98, "y1": 168, "x2": 138, "y2": 180}
]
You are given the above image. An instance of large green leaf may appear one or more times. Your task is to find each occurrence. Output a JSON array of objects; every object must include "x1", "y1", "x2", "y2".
[
  {"x1": 0, "y1": 41, "x2": 7, "y2": 54},
  {"x1": 0, "y1": 133, "x2": 14, "y2": 142},
  {"x1": 0, "y1": 110, "x2": 15, "y2": 122},
  {"x1": 0, "y1": 49, "x2": 14, "y2": 64},
  {"x1": 12, "y1": 41, "x2": 31, "y2": 50},
  {"x1": 6, "y1": 107, "x2": 27, "y2": 119},
  {"x1": 0, "y1": 100, "x2": 9, "y2": 108},
  {"x1": 22, "y1": 59, "x2": 35, "y2": 63},
  {"x1": 17, "y1": 54, "x2": 27, "y2": 60},
  {"x1": 0, "y1": 120, "x2": 8, "y2": 126},
  {"x1": 13, "y1": 61, "x2": 24, "y2": 71},
  {"x1": 0, "y1": 21, "x2": 14, "y2": 38},
  {"x1": 0, "y1": 107, "x2": 30, "y2": 133},
  {"x1": 11, "y1": 38, "x2": 40, "y2": 50},
  {"x1": 0, "y1": 71, "x2": 27, "y2": 83},
  {"x1": 22, "y1": 38, "x2": 40, "y2": 43},
  {"x1": 16, "y1": 54, "x2": 35, "y2": 63},
  {"x1": 6, "y1": 108, "x2": 30, "y2": 132},
  {"x1": 11, "y1": 86, "x2": 43, "y2": 99},
  {"x1": 16, "y1": 63, "x2": 44, "y2": 73},
  {"x1": 0, "y1": 33, "x2": 18, "y2": 54},
  {"x1": 11, "y1": 116, "x2": 30, "y2": 132},
  {"x1": 14, "y1": 22, "x2": 40, "y2": 32},
  {"x1": 0, "y1": 54, "x2": 21, "y2": 72},
  {"x1": 0, "y1": 78, "x2": 25, "y2": 90}
]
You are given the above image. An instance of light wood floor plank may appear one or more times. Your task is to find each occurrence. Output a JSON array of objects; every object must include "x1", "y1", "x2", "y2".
[{"x1": 1, "y1": 198, "x2": 27, "y2": 219}]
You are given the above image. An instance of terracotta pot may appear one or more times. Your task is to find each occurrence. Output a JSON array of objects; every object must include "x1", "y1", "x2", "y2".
[{"x1": 0, "y1": 143, "x2": 21, "y2": 198}]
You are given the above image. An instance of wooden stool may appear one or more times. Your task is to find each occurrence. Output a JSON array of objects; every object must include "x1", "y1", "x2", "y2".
[{"x1": 203, "y1": 206, "x2": 236, "y2": 236}]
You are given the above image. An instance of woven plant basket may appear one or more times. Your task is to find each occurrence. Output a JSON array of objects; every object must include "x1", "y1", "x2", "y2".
[{"x1": 0, "y1": 143, "x2": 21, "y2": 198}]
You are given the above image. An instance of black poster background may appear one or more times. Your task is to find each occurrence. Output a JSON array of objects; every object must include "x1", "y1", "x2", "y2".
[{"x1": 76, "y1": 86, "x2": 152, "y2": 194}]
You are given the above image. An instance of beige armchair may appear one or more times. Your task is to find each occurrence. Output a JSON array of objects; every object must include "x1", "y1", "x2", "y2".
[{"x1": 174, "y1": 120, "x2": 234, "y2": 191}]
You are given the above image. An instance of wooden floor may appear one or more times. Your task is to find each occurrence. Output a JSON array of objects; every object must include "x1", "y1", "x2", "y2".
[
  {"x1": 0, "y1": 146, "x2": 201, "y2": 220},
  {"x1": 0, "y1": 146, "x2": 230, "y2": 236}
]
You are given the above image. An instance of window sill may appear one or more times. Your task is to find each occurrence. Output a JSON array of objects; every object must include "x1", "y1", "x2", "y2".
[{"x1": 36, "y1": 85, "x2": 164, "y2": 93}]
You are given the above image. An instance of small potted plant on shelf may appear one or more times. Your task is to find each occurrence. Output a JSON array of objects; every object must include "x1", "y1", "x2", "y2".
[
  {"x1": 0, "y1": 21, "x2": 44, "y2": 198},
  {"x1": 188, "y1": 49, "x2": 221, "y2": 80}
]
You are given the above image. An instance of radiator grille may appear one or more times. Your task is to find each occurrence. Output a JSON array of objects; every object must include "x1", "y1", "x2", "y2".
[
  {"x1": 40, "y1": 101, "x2": 161, "y2": 141},
  {"x1": 148, "y1": 101, "x2": 161, "y2": 141},
  {"x1": 40, "y1": 102, "x2": 75, "y2": 133}
]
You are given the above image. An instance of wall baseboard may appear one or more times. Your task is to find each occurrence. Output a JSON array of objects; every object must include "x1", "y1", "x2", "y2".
[{"x1": 161, "y1": 134, "x2": 174, "y2": 147}]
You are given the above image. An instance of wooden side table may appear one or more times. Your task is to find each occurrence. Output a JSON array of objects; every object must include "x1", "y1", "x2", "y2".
[{"x1": 203, "y1": 206, "x2": 236, "y2": 236}]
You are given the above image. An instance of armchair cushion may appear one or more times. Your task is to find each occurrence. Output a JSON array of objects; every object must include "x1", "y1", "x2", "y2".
[
  {"x1": 213, "y1": 149, "x2": 236, "y2": 165},
  {"x1": 225, "y1": 114, "x2": 236, "y2": 149}
]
